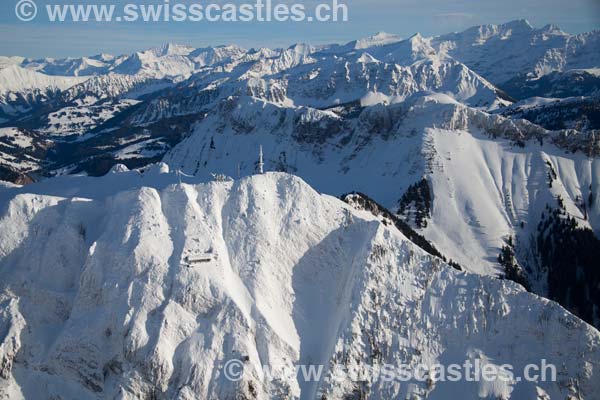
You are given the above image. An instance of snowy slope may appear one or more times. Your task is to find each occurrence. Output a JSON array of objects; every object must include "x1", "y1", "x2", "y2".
[
  {"x1": 21, "y1": 54, "x2": 115, "y2": 77},
  {"x1": 111, "y1": 49, "x2": 196, "y2": 81},
  {"x1": 0, "y1": 65, "x2": 89, "y2": 123},
  {"x1": 0, "y1": 171, "x2": 598, "y2": 399},
  {"x1": 432, "y1": 20, "x2": 600, "y2": 92},
  {"x1": 0, "y1": 57, "x2": 24, "y2": 69},
  {"x1": 342, "y1": 32, "x2": 403, "y2": 51},
  {"x1": 162, "y1": 92, "x2": 599, "y2": 275},
  {"x1": 0, "y1": 22, "x2": 598, "y2": 332},
  {"x1": 0, "y1": 127, "x2": 49, "y2": 184},
  {"x1": 0, "y1": 65, "x2": 86, "y2": 94}
]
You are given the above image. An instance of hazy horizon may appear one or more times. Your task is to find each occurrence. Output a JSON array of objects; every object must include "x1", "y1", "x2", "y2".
[{"x1": 1, "y1": 0, "x2": 599, "y2": 58}]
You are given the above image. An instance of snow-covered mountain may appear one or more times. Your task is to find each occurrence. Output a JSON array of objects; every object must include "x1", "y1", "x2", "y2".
[
  {"x1": 162, "y1": 91, "x2": 599, "y2": 290},
  {"x1": 0, "y1": 22, "x2": 598, "y2": 323},
  {"x1": 0, "y1": 65, "x2": 86, "y2": 95},
  {"x1": 21, "y1": 54, "x2": 115, "y2": 77},
  {"x1": 432, "y1": 20, "x2": 600, "y2": 98},
  {"x1": 1, "y1": 21, "x2": 600, "y2": 398},
  {"x1": 0, "y1": 65, "x2": 88, "y2": 123},
  {"x1": 0, "y1": 171, "x2": 598, "y2": 399}
]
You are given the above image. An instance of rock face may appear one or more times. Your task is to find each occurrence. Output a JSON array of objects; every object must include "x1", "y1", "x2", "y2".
[
  {"x1": 0, "y1": 172, "x2": 598, "y2": 399},
  {"x1": 0, "y1": 21, "x2": 600, "y2": 397}
]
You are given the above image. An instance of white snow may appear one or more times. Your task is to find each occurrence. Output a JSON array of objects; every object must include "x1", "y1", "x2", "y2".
[
  {"x1": 0, "y1": 171, "x2": 597, "y2": 399},
  {"x1": 0, "y1": 128, "x2": 34, "y2": 149},
  {"x1": 161, "y1": 91, "x2": 599, "y2": 276},
  {"x1": 42, "y1": 99, "x2": 140, "y2": 137},
  {"x1": 350, "y1": 32, "x2": 403, "y2": 50},
  {"x1": 0, "y1": 65, "x2": 87, "y2": 94},
  {"x1": 0, "y1": 57, "x2": 24, "y2": 69},
  {"x1": 432, "y1": 20, "x2": 599, "y2": 84},
  {"x1": 0, "y1": 25, "x2": 598, "y2": 399}
]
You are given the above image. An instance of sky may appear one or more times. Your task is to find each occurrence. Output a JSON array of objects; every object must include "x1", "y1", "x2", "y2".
[{"x1": 0, "y1": 0, "x2": 599, "y2": 58}]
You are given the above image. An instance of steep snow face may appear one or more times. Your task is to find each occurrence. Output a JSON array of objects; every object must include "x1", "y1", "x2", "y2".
[
  {"x1": 163, "y1": 94, "x2": 600, "y2": 276},
  {"x1": 432, "y1": 20, "x2": 600, "y2": 85},
  {"x1": 0, "y1": 172, "x2": 598, "y2": 399},
  {"x1": 420, "y1": 123, "x2": 600, "y2": 275}
]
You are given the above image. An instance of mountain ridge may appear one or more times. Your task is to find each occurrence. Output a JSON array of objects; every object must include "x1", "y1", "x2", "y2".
[
  {"x1": 0, "y1": 171, "x2": 599, "y2": 399},
  {"x1": 1, "y1": 20, "x2": 599, "y2": 334}
]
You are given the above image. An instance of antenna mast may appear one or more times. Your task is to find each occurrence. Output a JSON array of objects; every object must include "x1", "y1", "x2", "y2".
[{"x1": 258, "y1": 145, "x2": 264, "y2": 174}]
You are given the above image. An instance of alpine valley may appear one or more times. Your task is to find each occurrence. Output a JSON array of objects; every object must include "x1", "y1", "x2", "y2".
[{"x1": 1, "y1": 20, "x2": 600, "y2": 399}]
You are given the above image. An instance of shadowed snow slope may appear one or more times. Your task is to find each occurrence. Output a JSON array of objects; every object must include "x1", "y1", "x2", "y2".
[{"x1": 0, "y1": 171, "x2": 598, "y2": 399}]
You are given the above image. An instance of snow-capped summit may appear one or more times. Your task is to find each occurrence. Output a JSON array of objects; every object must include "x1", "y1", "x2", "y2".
[
  {"x1": 188, "y1": 45, "x2": 246, "y2": 68},
  {"x1": 145, "y1": 43, "x2": 196, "y2": 58},
  {"x1": 502, "y1": 18, "x2": 534, "y2": 31},
  {"x1": 432, "y1": 20, "x2": 596, "y2": 85},
  {"x1": 244, "y1": 43, "x2": 317, "y2": 76},
  {"x1": 0, "y1": 21, "x2": 599, "y2": 337},
  {"x1": 0, "y1": 171, "x2": 598, "y2": 399},
  {"x1": 540, "y1": 23, "x2": 564, "y2": 34},
  {"x1": 93, "y1": 53, "x2": 115, "y2": 62},
  {"x1": 377, "y1": 32, "x2": 440, "y2": 65},
  {"x1": 348, "y1": 31, "x2": 403, "y2": 50},
  {"x1": 21, "y1": 54, "x2": 115, "y2": 77},
  {"x1": 111, "y1": 47, "x2": 196, "y2": 80},
  {"x1": 0, "y1": 56, "x2": 25, "y2": 69}
]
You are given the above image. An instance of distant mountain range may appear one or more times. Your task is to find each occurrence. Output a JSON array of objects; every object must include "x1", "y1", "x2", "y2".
[{"x1": 1, "y1": 20, "x2": 600, "y2": 398}]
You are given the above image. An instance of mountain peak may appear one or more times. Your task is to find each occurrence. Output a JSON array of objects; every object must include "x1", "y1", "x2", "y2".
[
  {"x1": 373, "y1": 31, "x2": 401, "y2": 40},
  {"x1": 381, "y1": 32, "x2": 438, "y2": 63},
  {"x1": 146, "y1": 43, "x2": 195, "y2": 57},
  {"x1": 1, "y1": 167, "x2": 599, "y2": 399},
  {"x1": 92, "y1": 53, "x2": 115, "y2": 62},
  {"x1": 503, "y1": 19, "x2": 534, "y2": 30},
  {"x1": 0, "y1": 56, "x2": 25, "y2": 69},
  {"x1": 288, "y1": 43, "x2": 315, "y2": 54},
  {"x1": 350, "y1": 31, "x2": 402, "y2": 50},
  {"x1": 541, "y1": 23, "x2": 564, "y2": 34},
  {"x1": 408, "y1": 32, "x2": 425, "y2": 42}
]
